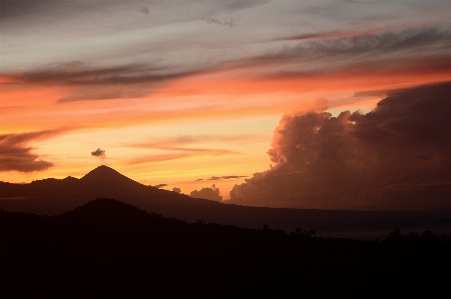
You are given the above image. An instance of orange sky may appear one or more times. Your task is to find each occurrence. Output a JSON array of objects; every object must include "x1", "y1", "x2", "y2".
[{"x1": 1, "y1": 1, "x2": 451, "y2": 201}]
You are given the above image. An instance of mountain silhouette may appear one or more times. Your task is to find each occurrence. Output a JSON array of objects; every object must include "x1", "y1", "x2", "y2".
[
  {"x1": 80, "y1": 165, "x2": 143, "y2": 189},
  {"x1": 1, "y1": 166, "x2": 451, "y2": 237},
  {"x1": 78, "y1": 165, "x2": 154, "y2": 199},
  {"x1": 0, "y1": 165, "x2": 225, "y2": 219},
  {"x1": 82, "y1": 165, "x2": 126, "y2": 179}
]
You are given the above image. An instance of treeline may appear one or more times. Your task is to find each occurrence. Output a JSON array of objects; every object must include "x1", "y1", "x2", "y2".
[{"x1": 1, "y1": 198, "x2": 450, "y2": 298}]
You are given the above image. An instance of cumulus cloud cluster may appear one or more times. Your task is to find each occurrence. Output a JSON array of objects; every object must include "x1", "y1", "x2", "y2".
[
  {"x1": 190, "y1": 184, "x2": 223, "y2": 202},
  {"x1": 229, "y1": 82, "x2": 451, "y2": 210}
]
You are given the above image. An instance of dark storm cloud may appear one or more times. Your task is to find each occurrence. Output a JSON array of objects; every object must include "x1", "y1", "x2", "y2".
[
  {"x1": 190, "y1": 184, "x2": 223, "y2": 202},
  {"x1": 230, "y1": 82, "x2": 451, "y2": 210},
  {"x1": 0, "y1": 128, "x2": 70, "y2": 172},
  {"x1": 350, "y1": 82, "x2": 451, "y2": 144},
  {"x1": 378, "y1": 182, "x2": 451, "y2": 210}
]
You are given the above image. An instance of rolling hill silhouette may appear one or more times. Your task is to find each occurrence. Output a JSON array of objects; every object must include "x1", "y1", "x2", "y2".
[
  {"x1": 2, "y1": 197, "x2": 450, "y2": 297},
  {"x1": 1, "y1": 165, "x2": 451, "y2": 237}
]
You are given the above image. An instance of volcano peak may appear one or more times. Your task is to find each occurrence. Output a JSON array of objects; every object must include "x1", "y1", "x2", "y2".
[{"x1": 80, "y1": 165, "x2": 139, "y2": 186}]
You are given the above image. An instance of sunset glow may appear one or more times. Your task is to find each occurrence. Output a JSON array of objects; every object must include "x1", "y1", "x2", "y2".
[{"x1": 1, "y1": 0, "x2": 451, "y2": 206}]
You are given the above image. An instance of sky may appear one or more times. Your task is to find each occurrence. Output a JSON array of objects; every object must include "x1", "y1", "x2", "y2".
[{"x1": 1, "y1": 0, "x2": 451, "y2": 210}]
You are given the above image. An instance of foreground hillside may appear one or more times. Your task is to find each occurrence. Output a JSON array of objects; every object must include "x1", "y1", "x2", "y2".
[{"x1": 1, "y1": 198, "x2": 450, "y2": 297}]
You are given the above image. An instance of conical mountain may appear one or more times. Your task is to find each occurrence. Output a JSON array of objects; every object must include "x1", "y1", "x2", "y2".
[
  {"x1": 81, "y1": 165, "x2": 138, "y2": 185},
  {"x1": 80, "y1": 165, "x2": 144, "y2": 189},
  {"x1": 78, "y1": 165, "x2": 155, "y2": 199}
]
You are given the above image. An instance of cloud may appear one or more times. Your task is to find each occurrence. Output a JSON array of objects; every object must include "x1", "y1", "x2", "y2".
[
  {"x1": 58, "y1": 87, "x2": 150, "y2": 103},
  {"x1": 206, "y1": 175, "x2": 247, "y2": 180},
  {"x1": 91, "y1": 148, "x2": 106, "y2": 158},
  {"x1": 276, "y1": 23, "x2": 443, "y2": 43},
  {"x1": 172, "y1": 187, "x2": 181, "y2": 194},
  {"x1": 221, "y1": 0, "x2": 268, "y2": 11},
  {"x1": 276, "y1": 27, "x2": 387, "y2": 42},
  {"x1": 154, "y1": 183, "x2": 168, "y2": 189},
  {"x1": 139, "y1": 6, "x2": 149, "y2": 14},
  {"x1": 4, "y1": 23, "x2": 451, "y2": 105},
  {"x1": 0, "y1": 0, "x2": 265, "y2": 23},
  {"x1": 7, "y1": 64, "x2": 205, "y2": 87},
  {"x1": 206, "y1": 17, "x2": 238, "y2": 28},
  {"x1": 1, "y1": 62, "x2": 217, "y2": 103},
  {"x1": 378, "y1": 182, "x2": 451, "y2": 210},
  {"x1": 0, "y1": 128, "x2": 70, "y2": 172},
  {"x1": 254, "y1": 24, "x2": 451, "y2": 77},
  {"x1": 195, "y1": 175, "x2": 247, "y2": 181},
  {"x1": 125, "y1": 135, "x2": 243, "y2": 165},
  {"x1": 130, "y1": 134, "x2": 252, "y2": 148},
  {"x1": 229, "y1": 82, "x2": 451, "y2": 210},
  {"x1": 126, "y1": 149, "x2": 238, "y2": 165},
  {"x1": 190, "y1": 184, "x2": 223, "y2": 202}
]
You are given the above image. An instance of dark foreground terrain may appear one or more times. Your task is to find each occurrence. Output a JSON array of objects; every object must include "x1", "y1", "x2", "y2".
[{"x1": 1, "y1": 198, "x2": 450, "y2": 298}]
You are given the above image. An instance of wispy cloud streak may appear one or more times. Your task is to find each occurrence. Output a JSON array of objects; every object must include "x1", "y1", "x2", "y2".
[{"x1": 0, "y1": 128, "x2": 72, "y2": 172}]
